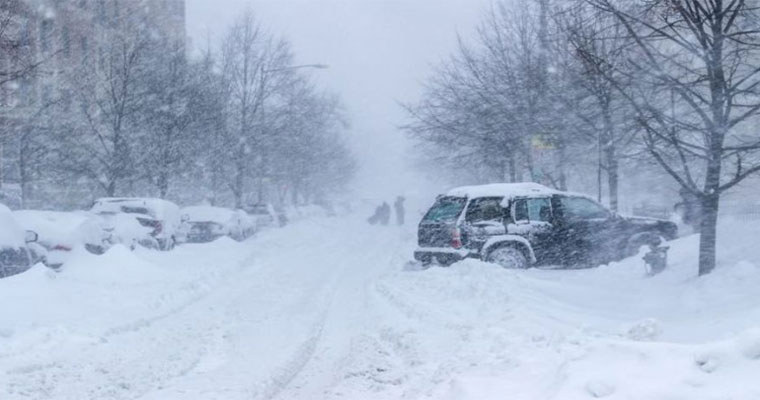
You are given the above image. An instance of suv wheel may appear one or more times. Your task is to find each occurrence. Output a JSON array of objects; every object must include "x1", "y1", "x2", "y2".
[
  {"x1": 486, "y1": 246, "x2": 529, "y2": 269},
  {"x1": 623, "y1": 233, "x2": 661, "y2": 258}
]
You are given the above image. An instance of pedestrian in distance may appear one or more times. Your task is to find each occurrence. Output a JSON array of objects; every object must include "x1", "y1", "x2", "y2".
[
  {"x1": 394, "y1": 196, "x2": 405, "y2": 225},
  {"x1": 380, "y1": 202, "x2": 391, "y2": 226},
  {"x1": 367, "y1": 203, "x2": 383, "y2": 225}
]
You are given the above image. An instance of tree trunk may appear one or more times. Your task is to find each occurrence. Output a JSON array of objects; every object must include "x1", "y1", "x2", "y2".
[
  {"x1": 605, "y1": 145, "x2": 618, "y2": 212},
  {"x1": 508, "y1": 153, "x2": 516, "y2": 183},
  {"x1": 0, "y1": 141, "x2": 4, "y2": 190},
  {"x1": 19, "y1": 141, "x2": 26, "y2": 209},
  {"x1": 524, "y1": 139, "x2": 537, "y2": 182},
  {"x1": 556, "y1": 142, "x2": 567, "y2": 191},
  {"x1": 106, "y1": 180, "x2": 116, "y2": 197},
  {"x1": 158, "y1": 173, "x2": 169, "y2": 199},
  {"x1": 698, "y1": 194, "x2": 719, "y2": 275}
]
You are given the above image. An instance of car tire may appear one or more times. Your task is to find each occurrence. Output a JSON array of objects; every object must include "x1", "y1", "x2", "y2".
[
  {"x1": 164, "y1": 236, "x2": 176, "y2": 251},
  {"x1": 623, "y1": 233, "x2": 661, "y2": 259},
  {"x1": 486, "y1": 245, "x2": 529, "y2": 269}
]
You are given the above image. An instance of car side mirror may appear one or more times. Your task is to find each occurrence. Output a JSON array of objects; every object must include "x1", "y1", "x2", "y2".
[{"x1": 25, "y1": 230, "x2": 38, "y2": 243}]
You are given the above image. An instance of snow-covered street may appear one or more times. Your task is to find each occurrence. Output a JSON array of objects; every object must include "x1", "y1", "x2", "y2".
[{"x1": 2, "y1": 213, "x2": 759, "y2": 400}]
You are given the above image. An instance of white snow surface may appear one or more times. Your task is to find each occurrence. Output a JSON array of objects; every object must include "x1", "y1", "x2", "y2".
[
  {"x1": 182, "y1": 206, "x2": 237, "y2": 223},
  {"x1": 1, "y1": 213, "x2": 759, "y2": 399},
  {"x1": 446, "y1": 182, "x2": 561, "y2": 198},
  {"x1": 13, "y1": 210, "x2": 106, "y2": 248},
  {"x1": 0, "y1": 204, "x2": 25, "y2": 247}
]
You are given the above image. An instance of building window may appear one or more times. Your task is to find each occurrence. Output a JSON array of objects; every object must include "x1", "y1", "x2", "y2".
[
  {"x1": 61, "y1": 89, "x2": 72, "y2": 112},
  {"x1": 80, "y1": 36, "x2": 88, "y2": 58},
  {"x1": 98, "y1": 47, "x2": 106, "y2": 71},
  {"x1": 98, "y1": 0, "x2": 106, "y2": 23},
  {"x1": 20, "y1": 20, "x2": 31, "y2": 45},
  {"x1": 62, "y1": 26, "x2": 71, "y2": 58},
  {"x1": 19, "y1": 79, "x2": 30, "y2": 107},
  {"x1": 40, "y1": 20, "x2": 53, "y2": 52},
  {"x1": 41, "y1": 85, "x2": 52, "y2": 106}
]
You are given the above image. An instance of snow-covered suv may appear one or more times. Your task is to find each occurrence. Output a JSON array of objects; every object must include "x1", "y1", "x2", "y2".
[
  {"x1": 91, "y1": 198, "x2": 186, "y2": 250},
  {"x1": 414, "y1": 183, "x2": 678, "y2": 269}
]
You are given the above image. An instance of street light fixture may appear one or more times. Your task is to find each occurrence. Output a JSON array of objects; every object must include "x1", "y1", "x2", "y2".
[{"x1": 263, "y1": 64, "x2": 329, "y2": 74}]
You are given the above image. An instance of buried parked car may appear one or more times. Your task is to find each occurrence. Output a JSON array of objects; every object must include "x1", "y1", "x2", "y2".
[
  {"x1": 90, "y1": 198, "x2": 186, "y2": 251},
  {"x1": 414, "y1": 182, "x2": 678, "y2": 269},
  {"x1": 0, "y1": 204, "x2": 40, "y2": 278},
  {"x1": 181, "y1": 206, "x2": 256, "y2": 243},
  {"x1": 245, "y1": 203, "x2": 287, "y2": 228},
  {"x1": 13, "y1": 210, "x2": 112, "y2": 269}
]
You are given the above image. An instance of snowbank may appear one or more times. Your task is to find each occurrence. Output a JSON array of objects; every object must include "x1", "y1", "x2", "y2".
[
  {"x1": 0, "y1": 238, "x2": 254, "y2": 359},
  {"x1": 375, "y1": 221, "x2": 760, "y2": 400},
  {"x1": 0, "y1": 212, "x2": 758, "y2": 399},
  {"x1": 182, "y1": 205, "x2": 235, "y2": 222},
  {"x1": 0, "y1": 203, "x2": 25, "y2": 247}
]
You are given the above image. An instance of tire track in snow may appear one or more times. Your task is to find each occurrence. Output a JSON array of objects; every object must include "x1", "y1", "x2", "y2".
[{"x1": 268, "y1": 226, "x2": 414, "y2": 399}]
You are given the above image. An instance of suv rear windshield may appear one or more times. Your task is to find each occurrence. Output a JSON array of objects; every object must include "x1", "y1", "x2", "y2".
[
  {"x1": 121, "y1": 206, "x2": 151, "y2": 216},
  {"x1": 422, "y1": 196, "x2": 466, "y2": 223}
]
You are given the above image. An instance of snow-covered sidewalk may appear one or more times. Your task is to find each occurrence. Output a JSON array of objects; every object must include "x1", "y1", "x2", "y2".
[{"x1": 1, "y1": 215, "x2": 759, "y2": 399}]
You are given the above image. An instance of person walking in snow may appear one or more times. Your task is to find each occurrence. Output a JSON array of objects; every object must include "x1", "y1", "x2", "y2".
[
  {"x1": 379, "y1": 202, "x2": 391, "y2": 226},
  {"x1": 394, "y1": 196, "x2": 405, "y2": 225},
  {"x1": 367, "y1": 204, "x2": 383, "y2": 225}
]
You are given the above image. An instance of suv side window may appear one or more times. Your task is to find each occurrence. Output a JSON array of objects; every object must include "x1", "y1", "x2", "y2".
[
  {"x1": 559, "y1": 196, "x2": 609, "y2": 220},
  {"x1": 528, "y1": 198, "x2": 552, "y2": 222},
  {"x1": 513, "y1": 197, "x2": 552, "y2": 223},
  {"x1": 465, "y1": 197, "x2": 504, "y2": 223}
]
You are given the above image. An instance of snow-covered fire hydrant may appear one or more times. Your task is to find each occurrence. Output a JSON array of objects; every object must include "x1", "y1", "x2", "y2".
[{"x1": 643, "y1": 243, "x2": 669, "y2": 276}]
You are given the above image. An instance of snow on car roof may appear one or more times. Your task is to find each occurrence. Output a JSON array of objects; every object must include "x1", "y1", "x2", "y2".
[
  {"x1": 94, "y1": 197, "x2": 179, "y2": 209},
  {"x1": 91, "y1": 197, "x2": 180, "y2": 220},
  {"x1": 445, "y1": 182, "x2": 561, "y2": 198},
  {"x1": 182, "y1": 206, "x2": 235, "y2": 223},
  {"x1": 0, "y1": 203, "x2": 25, "y2": 247},
  {"x1": 13, "y1": 210, "x2": 104, "y2": 247}
]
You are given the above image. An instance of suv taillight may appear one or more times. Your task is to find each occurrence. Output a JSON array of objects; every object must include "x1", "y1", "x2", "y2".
[
  {"x1": 451, "y1": 227, "x2": 462, "y2": 249},
  {"x1": 137, "y1": 217, "x2": 163, "y2": 236},
  {"x1": 153, "y1": 221, "x2": 163, "y2": 235}
]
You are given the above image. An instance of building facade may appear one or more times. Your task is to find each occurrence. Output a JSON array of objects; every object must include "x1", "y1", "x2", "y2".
[{"x1": 0, "y1": 0, "x2": 186, "y2": 207}]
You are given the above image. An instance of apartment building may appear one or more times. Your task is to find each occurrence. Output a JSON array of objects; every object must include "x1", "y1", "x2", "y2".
[{"x1": 0, "y1": 0, "x2": 186, "y2": 206}]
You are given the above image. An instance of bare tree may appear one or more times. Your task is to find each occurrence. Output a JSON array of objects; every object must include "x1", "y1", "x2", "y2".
[
  {"x1": 588, "y1": 0, "x2": 760, "y2": 275},
  {"x1": 0, "y1": 1, "x2": 41, "y2": 88},
  {"x1": 0, "y1": 0, "x2": 43, "y2": 192},
  {"x1": 405, "y1": 1, "x2": 583, "y2": 188},
  {"x1": 61, "y1": 7, "x2": 154, "y2": 197},
  {"x1": 220, "y1": 11, "x2": 293, "y2": 207},
  {"x1": 555, "y1": 3, "x2": 642, "y2": 211},
  {"x1": 141, "y1": 43, "x2": 197, "y2": 199}
]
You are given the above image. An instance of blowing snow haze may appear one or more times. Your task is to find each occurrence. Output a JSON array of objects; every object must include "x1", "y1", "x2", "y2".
[
  {"x1": 187, "y1": 0, "x2": 487, "y2": 200},
  {"x1": 2, "y1": 1, "x2": 760, "y2": 399}
]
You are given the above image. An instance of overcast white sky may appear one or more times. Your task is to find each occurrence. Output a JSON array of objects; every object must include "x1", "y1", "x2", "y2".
[{"x1": 185, "y1": 0, "x2": 488, "y2": 200}]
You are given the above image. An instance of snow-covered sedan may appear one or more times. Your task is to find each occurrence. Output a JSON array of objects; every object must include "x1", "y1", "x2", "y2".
[
  {"x1": 91, "y1": 198, "x2": 186, "y2": 251},
  {"x1": 13, "y1": 210, "x2": 112, "y2": 269},
  {"x1": 0, "y1": 203, "x2": 40, "y2": 278},
  {"x1": 245, "y1": 203, "x2": 287, "y2": 228},
  {"x1": 182, "y1": 206, "x2": 256, "y2": 243}
]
